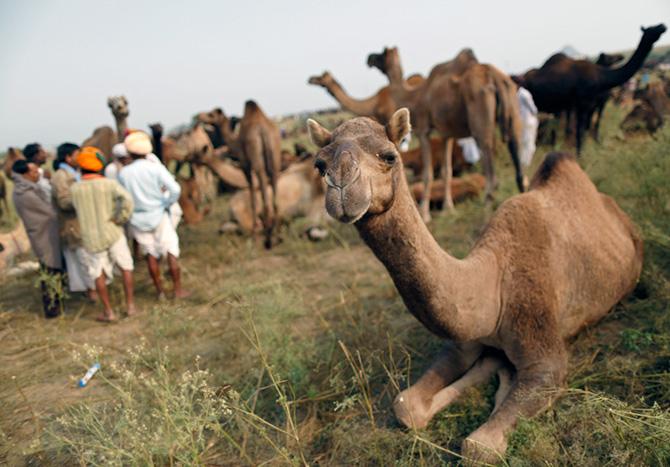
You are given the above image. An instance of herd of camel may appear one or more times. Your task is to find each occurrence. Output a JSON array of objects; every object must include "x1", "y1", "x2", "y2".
[{"x1": 1, "y1": 22, "x2": 669, "y2": 463}]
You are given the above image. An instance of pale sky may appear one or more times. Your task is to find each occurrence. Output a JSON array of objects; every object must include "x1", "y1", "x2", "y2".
[{"x1": 1, "y1": 0, "x2": 668, "y2": 149}]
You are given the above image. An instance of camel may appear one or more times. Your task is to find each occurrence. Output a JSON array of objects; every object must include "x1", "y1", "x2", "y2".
[
  {"x1": 367, "y1": 47, "x2": 524, "y2": 221},
  {"x1": 621, "y1": 81, "x2": 670, "y2": 134},
  {"x1": 411, "y1": 174, "x2": 485, "y2": 209},
  {"x1": 148, "y1": 123, "x2": 164, "y2": 163},
  {"x1": 308, "y1": 71, "x2": 424, "y2": 124},
  {"x1": 401, "y1": 136, "x2": 469, "y2": 179},
  {"x1": 518, "y1": 24, "x2": 666, "y2": 153},
  {"x1": 307, "y1": 109, "x2": 643, "y2": 463},
  {"x1": 197, "y1": 102, "x2": 281, "y2": 248},
  {"x1": 82, "y1": 95, "x2": 130, "y2": 157},
  {"x1": 220, "y1": 158, "x2": 328, "y2": 237},
  {"x1": 3, "y1": 147, "x2": 24, "y2": 178}
]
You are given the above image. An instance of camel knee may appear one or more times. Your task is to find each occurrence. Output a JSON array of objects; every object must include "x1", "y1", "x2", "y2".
[
  {"x1": 462, "y1": 424, "x2": 508, "y2": 466},
  {"x1": 393, "y1": 388, "x2": 431, "y2": 429}
]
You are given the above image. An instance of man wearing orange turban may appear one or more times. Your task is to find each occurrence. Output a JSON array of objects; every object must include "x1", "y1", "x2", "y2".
[{"x1": 71, "y1": 146, "x2": 137, "y2": 322}]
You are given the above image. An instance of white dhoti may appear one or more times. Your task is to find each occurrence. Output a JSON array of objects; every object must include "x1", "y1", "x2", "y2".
[
  {"x1": 131, "y1": 213, "x2": 180, "y2": 259},
  {"x1": 63, "y1": 246, "x2": 94, "y2": 292},
  {"x1": 80, "y1": 234, "x2": 134, "y2": 281},
  {"x1": 520, "y1": 115, "x2": 538, "y2": 168}
]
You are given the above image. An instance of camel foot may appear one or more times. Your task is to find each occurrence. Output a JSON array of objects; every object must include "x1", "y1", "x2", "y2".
[
  {"x1": 461, "y1": 426, "x2": 507, "y2": 466},
  {"x1": 393, "y1": 390, "x2": 430, "y2": 429}
]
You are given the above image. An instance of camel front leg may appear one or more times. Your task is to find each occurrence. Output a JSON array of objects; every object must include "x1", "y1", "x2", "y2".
[
  {"x1": 244, "y1": 169, "x2": 259, "y2": 243},
  {"x1": 394, "y1": 341, "x2": 482, "y2": 429},
  {"x1": 461, "y1": 352, "x2": 567, "y2": 465},
  {"x1": 418, "y1": 131, "x2": 434, "y2": 223},
  {"x1": 416, "y1": 355, "x2": 506, "y2": 425},
  {"x1": 441, "y1": 138, "x2": 455, "y2": 213}
]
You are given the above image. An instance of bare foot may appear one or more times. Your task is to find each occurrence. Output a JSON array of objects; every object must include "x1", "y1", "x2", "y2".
[
  {"x1": 157, "y1": 291, "x2": 167, "y2": 302},
  {"x1": 126, "y1": 304, "x2": 139, "y2": 317},
  {"x1": 173, "y1": 289, "x2": 192, "y2": 299},
  {"x1": 96, "y1": 312, "x2": 117, "y2": 323}
]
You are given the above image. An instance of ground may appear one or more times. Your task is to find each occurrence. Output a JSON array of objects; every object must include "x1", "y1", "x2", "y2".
[{"x1": 0, "y1": 106, "x2": 669, "y2": 466}]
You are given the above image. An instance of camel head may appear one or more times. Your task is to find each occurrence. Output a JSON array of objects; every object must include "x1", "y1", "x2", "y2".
[
  {"x1": 308, "y1": 108, "x2": 410, "y2": 224},
  {"x1": 195, "y1": 107, "x2": 226, "y2": 127},
  {"x1": 148, "y1": 123, "x2": 163, "y2": 136},
  {"x1": 367, "y1": 47, "x2": 398, "y2": 75},
  {"x1": 107, "y1": 95, "x2": 129, "y2": 119},
  {"x1": 307, "y1": 71, "x2": 335, "y2": 88},
  {"x1": 640, "y1": 23, "x2": 667, "y2": 43},
  {"x1": 173, "y1": 124, "x2": 213, "y2": 163}
]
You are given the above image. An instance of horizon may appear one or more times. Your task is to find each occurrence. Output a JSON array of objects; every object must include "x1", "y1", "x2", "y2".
[{"x1": 1, "y1": 0, "x2": 668, "y2": 150}]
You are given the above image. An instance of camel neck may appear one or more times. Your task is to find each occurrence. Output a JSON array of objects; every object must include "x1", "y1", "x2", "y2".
[
  {"x1": 386, "y1": 65, "x2": 421, "y2": 110},
  {"x1": 599, "y1": 35, "x2": 656, "y2": 90},
  {"x1": 115, "y1": 116, "x2": 127, "y2": 143},
  {"x1": 218, "y1": 119, "x2": 238, "y2": 148},
  {"x1": 355, "y1": 172, "x2": 492, "y2": 338},
  {"x1": 325, "y1": 78, "x2": 379, "y2": 117}
]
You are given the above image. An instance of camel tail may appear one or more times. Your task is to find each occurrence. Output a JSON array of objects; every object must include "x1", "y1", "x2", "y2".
[{"x1": 491, "y1": 67, "x2": 525, "y2": 192}]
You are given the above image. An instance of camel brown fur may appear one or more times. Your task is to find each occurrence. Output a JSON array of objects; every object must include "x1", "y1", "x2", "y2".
[
  {"x1": 401, "y1": 136, "x2": 469, "y2": 178},
  {"x1": 621, "y1": 81, "x2": 670, "y2": 134},
  {"x1": 221, "y1": 158, "x2": 327, "y2": 235},
  {"x1": 411, "y1": 173, "x2": 485, "y2": 208},
  {"x1": 3, "y1": 147, "x2": 24, "y2": 179},
  {"x1": 308, "y1": 110, "x2": 643, "y2": 464},
  {"x1": 308, "y1": 71, "x2": 423, "y2": 124},
  {"x1": 518, "y1": 24, "x2": 666, "y2": 153},
  {"x1": 197, "y1": 102, "x2": 281, "y2": 248},
  {"x1": 367, "y1": 47, "x2": 525, "y2": 221}
]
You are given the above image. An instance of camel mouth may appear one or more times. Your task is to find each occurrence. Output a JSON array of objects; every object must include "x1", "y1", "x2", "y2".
[
  {"x1": 307, "y1": 76, "x2": 321, "y2": 85},
  {"x1": 367, "y1": 53, "x2": 386, "y2": 72},
  {"x1": 324, "y1": 177, "x2": 372, "y2": 225}
]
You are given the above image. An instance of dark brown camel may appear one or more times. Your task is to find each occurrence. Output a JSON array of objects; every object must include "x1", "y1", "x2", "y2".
[
  {"x1": 518, "y1": 24, "x2": 666, "y2": 153},
  {"x1": 591, "y1": 52, "x2": 625, "y2": 141}
]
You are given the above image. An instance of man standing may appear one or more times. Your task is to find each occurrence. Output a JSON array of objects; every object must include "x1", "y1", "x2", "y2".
[
  {"x1": 118, "y1": 131, "x2": 189, "y2": 299},
  {"x1": 11, "y1": 159, "x2": 63, "y2": 318},
  {"x1": 71, "y1": 147, "x2": 136, "y2": 322},
  {"x1": 23, "y1": 143, "x2": 52, "y2": 197},
  {"x1": 51, "y1": 143, "x2": 96, "y2": 299}
]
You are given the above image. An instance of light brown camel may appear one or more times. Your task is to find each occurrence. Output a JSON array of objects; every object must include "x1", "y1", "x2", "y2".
[
  {"x1": 82, "y1": 95, "x2": 130, "y2": 157},
  {"x1": 307, "y1": 109, "x2": 643, "y2": 463},
  {"x1": 367, "y1": 47, "x2": 524, "y2": 221},
  {"x1": 197, "y1": 102, "x2": 281, "y2": 248},
  {"x1": 308, "y1": 71, "x2": 424, "y2": 124},
  {"x1": 411, "y1": 173, "x2": 485, "y2": 209},
  {"x1": 621, "y1": 81, "x2": 670, "y2": 135},
  {"x1": 3, "y1": 147, "x2": 24, "y2": 178},
  {"x1": 220, "y1": 158, "x2": 328, "y2": 236},
  {"x1": 401, "y1": 136, "x2": 469, "y2": 178}
]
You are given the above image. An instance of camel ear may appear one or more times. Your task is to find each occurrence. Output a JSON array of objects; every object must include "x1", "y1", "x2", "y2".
[
  {"x1": 307, "y1": 119, "x2": 332, "y2": 148},
  {"x1": 386, "y1": 108, "x2": 411, "y2": 145}
]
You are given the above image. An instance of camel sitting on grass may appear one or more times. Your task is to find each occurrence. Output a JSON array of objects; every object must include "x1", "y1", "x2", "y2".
[
  {"x1": 220, "y1": 158, "x2": 329, "y2": 239},
  {"x1": 307, "y1": 109, "x2": 643, "y2": 464}
]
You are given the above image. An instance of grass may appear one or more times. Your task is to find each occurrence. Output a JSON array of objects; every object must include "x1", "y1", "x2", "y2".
[{"x1": 1, "y1": 106, "x2": 669, "y2": 465}]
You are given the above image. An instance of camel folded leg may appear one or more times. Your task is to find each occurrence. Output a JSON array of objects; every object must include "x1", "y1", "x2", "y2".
[
  {"x1": 461, "y1": 351, "x2": 567, "y2": 465},
  {"x1": 393, "y1": 341, "x2": 482, "y2": 429},
  {"x1": 415, "y1": 355, "x2": 507, "y2": 425}
]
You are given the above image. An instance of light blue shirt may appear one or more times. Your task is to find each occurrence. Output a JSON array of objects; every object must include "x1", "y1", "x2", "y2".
[
  {"x1": 60, "y1": 162, "x2": 80, "y2": 181},
  {"x1": 118, "y1": 158, "x2": 181, "y2": 231}
]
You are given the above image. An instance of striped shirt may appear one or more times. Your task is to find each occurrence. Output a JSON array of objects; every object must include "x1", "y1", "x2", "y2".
[{"x1": 71, "y1": 175, "x2": 134, "y2": 253}]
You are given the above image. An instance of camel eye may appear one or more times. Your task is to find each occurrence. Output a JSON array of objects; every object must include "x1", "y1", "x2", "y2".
[
  {"x1": 379, "y1": 151, "x2": 397, "y2": 165},
  {"x1": 314, "y1": 158, "x2": 327, "y2": 176}
]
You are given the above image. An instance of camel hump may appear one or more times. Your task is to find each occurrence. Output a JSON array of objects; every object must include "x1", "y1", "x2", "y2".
[{"x1": 529, "y1": 152, "x2": 578, "y2": 188}]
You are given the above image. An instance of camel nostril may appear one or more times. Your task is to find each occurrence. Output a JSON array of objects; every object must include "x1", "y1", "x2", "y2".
[{"x1": 315, "y1": 158, "x2": 327, "y2": 176}]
